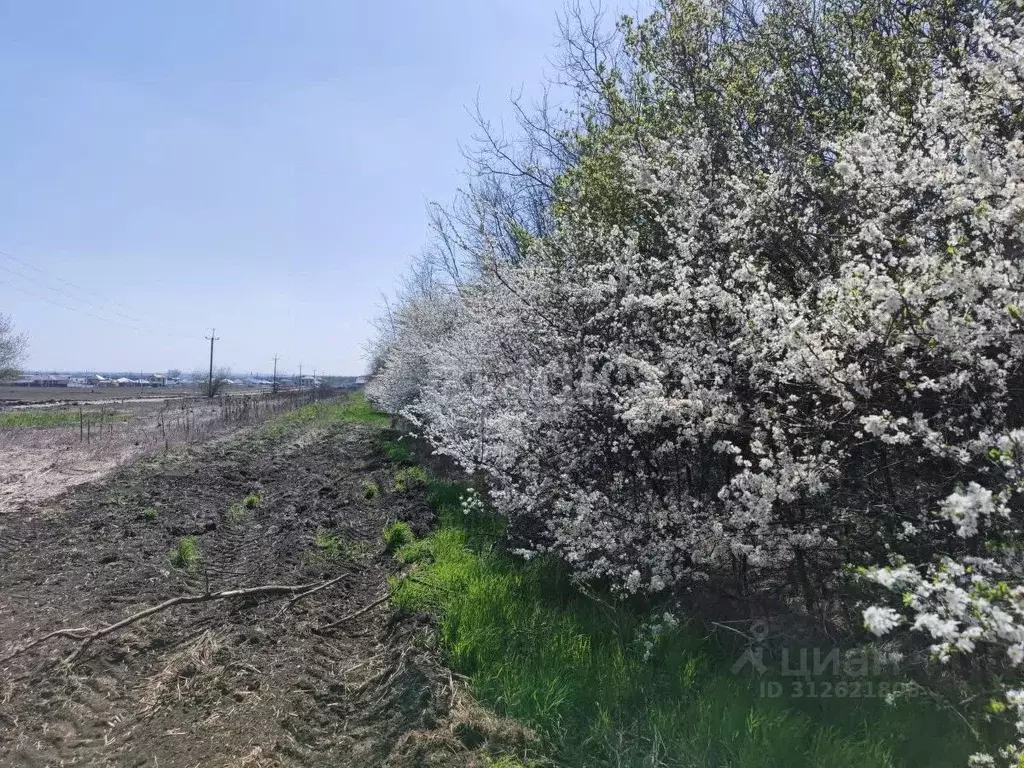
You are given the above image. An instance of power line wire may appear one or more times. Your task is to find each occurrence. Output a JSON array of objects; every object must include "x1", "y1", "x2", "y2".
[
  {"x1": 0, "y1": 277, "x2": 134, "y2": 326},
  {"x1": 0, "y1": 275, "x2": 200, "y2": 343},
  {"x1": 0, "y1": 251, "x2": 200, "y2": 342},
  {"x1": 0, "y1": 260, "x2": 147, "y2": 325},
  {"x1": 0, "y1": 249, "x2": 148, "y2": 324}
]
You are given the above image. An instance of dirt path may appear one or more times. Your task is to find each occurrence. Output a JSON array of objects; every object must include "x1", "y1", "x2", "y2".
[{"x1": 0, "y1": 414, "x2": 500, "y2": 767}]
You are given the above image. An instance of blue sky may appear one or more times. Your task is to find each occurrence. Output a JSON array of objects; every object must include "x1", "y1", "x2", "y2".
[{"x1": 0, "y1": 0, "x2": 569, "y2": 375}]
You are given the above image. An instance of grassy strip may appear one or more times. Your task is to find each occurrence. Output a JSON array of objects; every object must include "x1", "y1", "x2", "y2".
[
  {"x1": 263, "y1": 393, "x2": 389, "y2": 437},
  {"x1": 282, "y1": 392, "x2": 389, "y2": 427},
  {"x1": 386, "y1": 458, "x2": 983, "y2": 767},
  {"x1": 0, "y1": 409, "x2": 129, "y2": 428}
]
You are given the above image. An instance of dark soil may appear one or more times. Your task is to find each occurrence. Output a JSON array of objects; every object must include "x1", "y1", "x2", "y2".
[{"x1": 0, "y1": 416, "x2": 523, "y2": 767}]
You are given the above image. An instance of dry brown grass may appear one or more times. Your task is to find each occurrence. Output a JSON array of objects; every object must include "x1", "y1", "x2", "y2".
[{"x1": 0, "y1": 392, "x2": 312, "y2": 513}]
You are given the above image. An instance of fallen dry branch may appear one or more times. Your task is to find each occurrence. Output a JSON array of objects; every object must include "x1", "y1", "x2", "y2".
[
  {"x1": 286, "y1": 572, "x2": 347, "y2": 608},
  {"x1": 273, "y1": 572, "x2": 349, "y2": 619},
  {"x1": 1, "y1": 580, "x2": 329, "y2": 669},
  {"x1": 0, "y1": 626, "x2": 92, "y2": 665},
  {"x1": 319, "y1": 590, "x2": 390, "y2": 631}
]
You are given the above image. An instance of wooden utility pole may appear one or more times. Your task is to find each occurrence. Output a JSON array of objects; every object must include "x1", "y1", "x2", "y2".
[
  {"x1": 272, "y1": 354, "x2": 279, "y2": 393},
  {"x1": 205, "y1": 329, "x2": 219, "y2": 397}
]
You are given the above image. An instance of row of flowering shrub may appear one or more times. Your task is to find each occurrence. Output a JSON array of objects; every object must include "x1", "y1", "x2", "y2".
[{"x1": 369, "y1": 0, "x2": 1024, "y2": 761}]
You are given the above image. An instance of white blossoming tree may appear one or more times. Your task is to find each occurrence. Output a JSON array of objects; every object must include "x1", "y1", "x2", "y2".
[{"x1": 368, "y1": 0, "x2": 1024, "y2": 760}]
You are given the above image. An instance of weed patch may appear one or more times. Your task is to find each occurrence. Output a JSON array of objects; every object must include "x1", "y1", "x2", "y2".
[
  {"x1": 227, "y1": 502, "x2": 245, "y2": 524},
  {"x1": 225, "y1": 493, "x2": 260, "y2": 525},
  {"x1": 379, "y1": 437, "x2": 412, "y2": 464},
  {"x1": 138, "y1": 507, "x2": 158, "y2": 522},
  {"x1": 383, "y1": 521, "x2": 415, "y2": 552},
  {"x1": 393, "y1": 466, "x2": 428, "y2": 494},
  {"x1": 309, "y1": 531, "x2": 371, "y2": 563},
  {"x1": 169, "y1": 536, "x2": 201, "y2": 572},
  {"x1": 362, "y1": 480, "x2": 380, "y2": 500}
]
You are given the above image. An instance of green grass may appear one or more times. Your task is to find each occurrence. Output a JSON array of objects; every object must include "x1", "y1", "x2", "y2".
[
  {"x1": 169, "y1": 536, "x2": 201, "y2": 572},
  {"x1": 395, "y1": 536, "x2": 434, "y2": 564},
  {"x1": 393, "y1": 465, "x2": 429, "y2": 494},
  {"x1": 310, "y1": 531, "x2": 372, "y2": 563},
  {"x1": 363, "y1": 480, "x2": 381, "y2": 500},
  {"x1": 382, "y1": 520, "x2": 415, "y2": 552},
  {"x1": 0, "y1": 409, "x2": 129, "y2": 428},
  {"x1": 227, "y1": 502, "x2": 246, "y2": 524},
  {"x1": 388, "y1": 475, "x2": 985, "y2": 768},
  {"x1": 277, "y1": 393, "x2": 389, "y2": 428},
  {"x1": 138, "y1": 507, "x2": 158, "y2": 522},
  {"x1": 484, "y1": 758, "x2": 535, "y2": 768},
  {"x1": 226, "y1": 493, "x2": 260, "y2": 524},
  {"x1": 380, "y1": 437, "x2": 413, "y2": 464},
  {"x1": 260, "y1": 393, "x2": 389, "y2": 441}
]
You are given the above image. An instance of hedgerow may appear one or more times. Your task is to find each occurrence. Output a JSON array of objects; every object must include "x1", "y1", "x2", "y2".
[{"x1": 368, "y1": 0, "x2": 1024, "y2": 761}]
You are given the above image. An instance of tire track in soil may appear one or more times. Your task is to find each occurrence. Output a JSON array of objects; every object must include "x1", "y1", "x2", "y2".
[{"x1": 0, "y1": 418, "x2": 507, "y2": 767}]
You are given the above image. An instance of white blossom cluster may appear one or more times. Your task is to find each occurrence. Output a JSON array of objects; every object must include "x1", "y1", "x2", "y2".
[
  {"x1": 368, "y1": 0, "x2": 1024, "y2": 759},
  {"x1": 365, "y1": 285, "x2": 459, "y2": 415},
  {"x1": 635, "y1": 611, "x2": 681, "y2": 662}
]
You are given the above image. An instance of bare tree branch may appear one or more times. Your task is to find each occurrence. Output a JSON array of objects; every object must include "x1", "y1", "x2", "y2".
[{"x1": 1, "y1": 580, "x2": 334, "y2": 668}]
